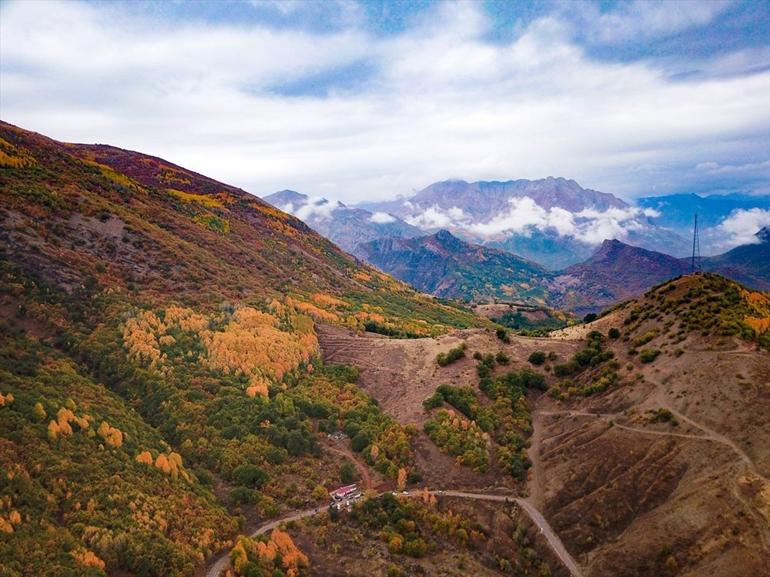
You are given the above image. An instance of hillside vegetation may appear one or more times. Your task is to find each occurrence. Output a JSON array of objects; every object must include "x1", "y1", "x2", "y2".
[{"x1": 0, "y1": 121, "x2": 484, "y2": 576}]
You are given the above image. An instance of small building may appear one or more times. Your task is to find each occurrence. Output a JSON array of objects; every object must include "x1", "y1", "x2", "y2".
[{"x1": 330, "y1": 483, "x2": 358, "y2": 501}]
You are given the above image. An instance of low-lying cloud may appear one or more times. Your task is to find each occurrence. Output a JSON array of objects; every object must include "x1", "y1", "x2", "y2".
[
  {"x1": 369, "y1": 212, "x2": 396, "y2": 224},
  {"x1": 282, "y1": 197, "x2": 340, "y2": 221},
  {"x1": 404, "y1": 197, "x2": 659, "y2": 245},
  {"x1": 716, "y1": 208, "x2": 770, "y2": 247}
]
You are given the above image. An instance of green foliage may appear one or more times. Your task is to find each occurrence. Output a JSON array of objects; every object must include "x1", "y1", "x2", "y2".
[
  {"x1": 528, "y1": 351, "x2": 546, "y2": 366},
  {"x1": 436, "y1": 343, "x2": 466, "y2": 367},
  {"x1": 0, "y1": 327, "x2": 236, "y2": 577},
  {"x1": 494, "y1": 307, "x2": 569, "y2": 336},
  {"x1": 608, "y1": 327, "x2": 621, "y2": 339},
  {"x1": 350, "y1": 493, "x2": 484, "y2": 558},
  {"x1": 424, "y1": 410, "x2": 489, "y2": 473},
  {"x1": 495, "y1": 327, "x2": 510, "y2": 343},
  {"x1": 640, "y1": 348, "x2": 661, "y2": 363},
  {"x1": 232, "y1": 464, "x2": 268, "y2": 489},
  {"x1": 340, "y1": 462, "x2": 357, "y2": 484}
]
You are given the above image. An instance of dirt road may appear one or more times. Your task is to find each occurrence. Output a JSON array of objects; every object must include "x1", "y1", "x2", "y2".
[{"x1": 204, "y1": 489, "x2": 582, "y2": 577}]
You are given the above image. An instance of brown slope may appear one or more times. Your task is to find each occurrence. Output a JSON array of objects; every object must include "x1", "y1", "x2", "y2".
[
  {"x1": 548, "y1": 239, "x2": 689, "y2": 315},
  {"x1": 535, "y1": 274, "x2": 770, "y2": 577}
]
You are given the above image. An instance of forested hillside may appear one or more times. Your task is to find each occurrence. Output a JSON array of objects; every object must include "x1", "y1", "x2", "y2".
[{"x1": 0, "y1": 121, "x2": 484, "y2": 576}]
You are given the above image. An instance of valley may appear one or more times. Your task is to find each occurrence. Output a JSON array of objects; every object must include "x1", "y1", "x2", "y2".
[{"x1": 1, "y1": 122, "x2": 768, "y2": 577}]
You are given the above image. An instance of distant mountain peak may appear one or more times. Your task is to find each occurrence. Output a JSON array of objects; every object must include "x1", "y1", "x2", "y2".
[{"x1": 756, "y1": 226, "x2": 769, "y2": 243}]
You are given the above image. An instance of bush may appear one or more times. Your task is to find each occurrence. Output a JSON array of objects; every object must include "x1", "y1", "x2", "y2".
[
  {"x1": 422, "y1": 391, "x2": 444, "y2": 410},
  {"x1": 232, "y1": 464, "x2": 268, "y2": 489},
  {"x1": 436, "y1": 343, "x2": 466, "y2": 367},
  {"x1": 583, "y1": 313, "x2": 598, "y2": 323},
  {"x1": 496, "y1": 327, "x2": 511, "y2": 343},
  {"x1": 340, "y1": 462, "x2": 357, "y2": 484},
  {"x1": 230, "y1": 486, "x2": 257, "y2": 505},
  {"x1": 640, "y1": 349, "x2": 661, "y2": 363},
  {"x1": 528, "y1": 351, "x2": 546, "y2": 366},
  {"x1": 608, "y1": 328, "x2": 620, "y2": 339},
  {"x1": 495, "y1": 351, "x2": 510, "y2": 365}
]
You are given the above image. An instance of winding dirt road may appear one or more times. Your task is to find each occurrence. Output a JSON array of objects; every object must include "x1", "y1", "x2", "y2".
[{"x1": 204, "y1": 490, "x2": 583, "y2": 577}]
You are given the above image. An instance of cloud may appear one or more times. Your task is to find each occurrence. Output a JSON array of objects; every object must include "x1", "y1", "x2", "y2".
[
  {"x1": 0, "y1": 0, "x2": 767, "y2": 203},
  {"x1": 577, "y1": 0, "x2": 734, "y2": 45},
  {"x1": 369, "y1": 211, "x2": 396, "y2": 224},
  {"x1": 284, "y1": 196, "x2": 340, "y2": 221},
  {"x1": 696, "y1": 159, "x2": 770, "y2": 174},
  {"x1": 716, "y1": 208, "x2": 770, "y2": 247},
  {"x1": 402, "y1": 196, "x2": 654, "y2": 245},
  {"x1": 406, "y1": 206, "x2": 459, "y2": 229}
]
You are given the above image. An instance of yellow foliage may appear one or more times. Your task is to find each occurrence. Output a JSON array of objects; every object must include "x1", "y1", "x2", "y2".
[
  {"x1": 0, "y1": 517, "x2": 13, "y2": 534},
  {"x1": 745, "y1": 316, "x2": 770, "y2": 334},
  {"x1": 47, "y1": 420, "x2": 60, "y2": 441},
  {"x1": 246, "y1": 376, "x2": 270, "y2": 398},
  {"x1": 136, "y1": 451, "x2": 153, "y2": 465},
  {"x1": 286, "y1": 298, "x2": 339, "y2": 323},
  {"x1": 205, "y1": 306, "x2": 317, "y2": 381},
  {"x1": 370, "y1": 444, "x2": 380, "y2": 461},
  {"x1": 8, "y1": 510, "x2": 21, "y2": 524},
  {"x1": 0, "y1": 392, "x2": 13, "y2": 406},
  {"x1": 70, "y1": 547, "x2": 106, "y2": 570},
  {"x1": 167, "y1": 188, "x2": 224, "y2": 208},
  {"x1": 311, "y1": 293, "x2": 348, "y2": 308},
  {"x1": 97, "y1": 421, "x2": 123, "y2": 448},
  {"x1": 164, "y1": 305, "x2": 209, "y2": 332},
  {"x1": 397, "y1": 468, "x2": 407, "y2": 491}
]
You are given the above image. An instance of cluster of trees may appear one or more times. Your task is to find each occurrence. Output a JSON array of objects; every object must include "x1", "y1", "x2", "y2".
[
  {"x1": 0, "y1": 326, "x2": 237, "y2": 577},
  {"x1": 436, "y1": 343, "x2": 467, "y2": 367},
  {"x1": 230, "y1": 530, "x2": 309, "y2": 577},
  {"x1": 350, "y1": 493, "x2": 486, "y2": 559},
  {"x1": 424, "y1": 409, "x2": 490, "y2": 472},
  {"x1": 553, "y1": 331, "x2": 614, "y2": 377}
]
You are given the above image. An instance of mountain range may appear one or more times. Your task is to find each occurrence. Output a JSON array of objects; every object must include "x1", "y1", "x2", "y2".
[
  {"x1": 354, "y1": 230, "x2": 550, "y2": 303},
  {"x1": 263, "y1": 189, "x2": 422, "y2": 253},
  {"x1": 2, "y1": 121, "x2": 769, "y2": 577}
]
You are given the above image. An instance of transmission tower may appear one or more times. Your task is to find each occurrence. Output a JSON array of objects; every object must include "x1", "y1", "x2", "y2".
[{"x1": 691, "y1": 213, "x2": 701, "y2": 273}]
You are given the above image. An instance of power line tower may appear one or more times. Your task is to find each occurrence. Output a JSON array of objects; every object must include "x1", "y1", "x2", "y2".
[{"x1": 691, "y1": 213, "x2": 701, "y2": 273}]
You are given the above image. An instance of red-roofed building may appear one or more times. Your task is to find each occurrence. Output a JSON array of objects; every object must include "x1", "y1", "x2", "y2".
[{"x1": 330, "y1": 484, "x2": 358, "y2": 501}]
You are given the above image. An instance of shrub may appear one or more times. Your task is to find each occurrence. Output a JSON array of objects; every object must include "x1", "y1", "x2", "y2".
[
  {"x1": 232, "y1": 464, "x2": 268, "y2": 489},
  {"x1": 495, "y1": 351, "x2": 510, "y2": 365},
  {"x1": 422, "y1": 391, "x2": 444, "y2": 410},
  {"x1": 230, "y1": 486, "x2": 257, "y2": 505},
  {"x1": 436, "y1": 343, "x2": 466, "y2": 367},
  {"x1": 583, "y1": 313, "x2": 598, "y2": 323},
  {"x1": 608, "y1": 328, "x2": 620, "y2": 339},
  {"x1": 640, "y1": 349, "x2": 661, "y2": 363},
  {"x1": 528, "y1": 351, "x2": 546, "y2": 366},
  {"x1": 496, "y1": 327, "x2": 511, "y2": 343},
  {"x1": 340, "y1": 462, "x2": 357, "y2": 484}
]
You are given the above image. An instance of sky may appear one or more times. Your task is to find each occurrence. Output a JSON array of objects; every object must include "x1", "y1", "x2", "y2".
[{"x1": 1, "y1": 0, "x2": 769, "y2": 204}]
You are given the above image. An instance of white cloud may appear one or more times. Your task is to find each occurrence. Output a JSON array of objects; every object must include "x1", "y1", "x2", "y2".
[
  {"x1": 716, "y1": 208, "x2": 770, "y2": 247},
  {"x1": 292, "y1": 197, "x2": 339, "y2": 221},
  {"x1": 696, "y1": 160, "x2": 770, "y2": 174},
  {"x1": 405, "y1": 206, "x2": 456, "y2": 229},
  {"x1": 573, "y1": 0, "x2": 734, "y2": 44},
  {"x1": 0, "y1": 0, "x2": 767, "y2": 203},
  {"x1": 369, "y1": 211, "x2": 396, "y2": 224},
  {"x1": 402, "y1": 196, "x2": 653, "y2": 245}
]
